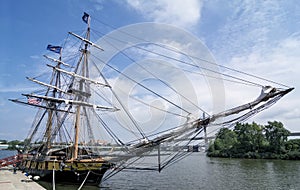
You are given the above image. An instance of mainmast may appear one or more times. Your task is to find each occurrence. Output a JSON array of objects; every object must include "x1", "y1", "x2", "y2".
[{"x1": 73, "y1": 12, "x2": 91, "y2": 160}]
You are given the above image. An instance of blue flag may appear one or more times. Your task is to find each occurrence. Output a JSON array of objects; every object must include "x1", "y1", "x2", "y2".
[
  {"x1": 47, "y1": 45, "x2": 62, "y2": 54},
  {"x1": 82, "y1": 12, "x2": 89, "y2": 24}
]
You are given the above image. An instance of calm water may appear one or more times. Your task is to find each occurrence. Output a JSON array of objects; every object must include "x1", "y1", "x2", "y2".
[
  {"x1": 1, "y1": 150, "x2": 300, "y2": 190},
  {"x1": 0, "y1": 150, "x2": 17, "y2": 159}
]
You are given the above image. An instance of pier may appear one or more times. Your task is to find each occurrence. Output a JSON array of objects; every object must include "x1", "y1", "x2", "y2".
[{"x1": 0, "y1": 167, "x2": 45, "y2": 190}]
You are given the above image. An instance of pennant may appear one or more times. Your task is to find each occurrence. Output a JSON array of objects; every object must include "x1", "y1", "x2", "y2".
[
  {"x1": 47, "y1": 45, "x2": 62, "y2": 54},
  {"x1": 82, "y1": 12, "x2": 89, "y2": 24}
]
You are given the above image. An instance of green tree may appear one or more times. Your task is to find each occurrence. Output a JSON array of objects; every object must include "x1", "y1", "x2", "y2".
[
  {"x1": 208, "y1": 127, "x2": 237, "y2": 157},
  {"x1": 207, "y1": 121, "x2": 297, "y2": 160},
  {"x1": 285, "y1": 139, "x2": 300, "y2": 152},
  {"x1": 233, "y1": 122, "x2": 265, "y2": 153},
  {"x1": 264, "y1": 121, "x2": 290, "y2": 153},
  {"x1": 283, "y1": 139, "x2": 300, "y2": 159}
]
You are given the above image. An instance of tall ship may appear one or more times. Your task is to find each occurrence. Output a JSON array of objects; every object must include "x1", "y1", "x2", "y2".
[{"x1": 10, "y1": 13, "x2": 293, "y2": 186}]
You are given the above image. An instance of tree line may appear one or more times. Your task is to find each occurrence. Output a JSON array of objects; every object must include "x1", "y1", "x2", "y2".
[{"x1": 207, "y1": 121, "x2": 300, "y2": 160}]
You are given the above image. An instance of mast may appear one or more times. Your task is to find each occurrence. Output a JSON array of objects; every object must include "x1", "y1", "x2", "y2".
[
  {"x1": 73, "y1": 13, "x2": 91, "y2": 160},
  {"x1": 45, "y1": 46, "x2": 63, "y2": 152},
  {"x1": 73, "y1": 103, "x2": 81, "y2": 159},
  {"x1": 45, "y1": 109, "x2": 53, "y2": 149}
]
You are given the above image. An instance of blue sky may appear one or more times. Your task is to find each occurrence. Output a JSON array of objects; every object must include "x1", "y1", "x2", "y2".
[{"x1": 0, "y1": 0, "x2": 299, "y2": 140}]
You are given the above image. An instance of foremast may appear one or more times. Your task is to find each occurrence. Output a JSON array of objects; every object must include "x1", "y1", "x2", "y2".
[{"x1": 46, "y1": 49, "x2": 63, "y2": 151}]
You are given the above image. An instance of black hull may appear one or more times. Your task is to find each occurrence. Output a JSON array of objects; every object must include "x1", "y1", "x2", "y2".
[
  {"x1": 24, "y1": 167, "x2": 109, "y2": 185},
  {"x1": 47, "y1": 169, "x2": 107, "y2": 185},
  {"x1": 18, "y1": 153, "x2": 113, "y2": 186},
  {"x1": 19, "y1": 158, "x2": 112, "y2": 186}
]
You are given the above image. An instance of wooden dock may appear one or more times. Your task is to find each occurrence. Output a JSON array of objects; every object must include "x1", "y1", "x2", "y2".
[{"x1": 0, "y1": 168, "x2": 45, "y2": 190}]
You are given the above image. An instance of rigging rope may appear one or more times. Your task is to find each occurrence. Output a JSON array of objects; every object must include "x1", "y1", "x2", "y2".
[
  {"x1": 83, "y1": 107, "x2": 96, "y2": 142},
  {"x1": 128, "y1": 44, "x2": 264, "y2": 88},
  {"x1": 92, "y1": 109, "x2": 126, "y2": 147},
  {"x1": 90, "y1": 59, "x2": 147, "y2": 140},
  {"x1": 91, "y1": 54, "x2": 192, "y2": 116},
  {"x1": 117, "y1": 86, "x2": 188, "y2": 118},
  {"x1": 91, "y1": 28, "x2": 264, "y2": 89},
  {"x1": 91, "y1": 18, "x2": 290, "y2": 88},
  {"x1": 77, "y1": 170, "x2": 90, "y2": 190},
  {"x1": 50, "y1": 105, "x2": 73, "y2": 143},
  {"x1": 98, "y1": 36, "x2": 210, "y2": 116},
  {"x1": 155, "y1": 58, "x2": 259, "y2": 87}
]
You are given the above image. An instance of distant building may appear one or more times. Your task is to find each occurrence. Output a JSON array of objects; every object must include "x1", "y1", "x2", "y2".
[{"x1": 0, "y1": 143, "x2": 9, "y2": 150}]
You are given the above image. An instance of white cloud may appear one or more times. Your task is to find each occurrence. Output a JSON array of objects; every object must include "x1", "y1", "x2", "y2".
[
  {"x1": 197, "y1": 1, "x2": 300, "y2": 132},
  {"x1": 209, "y1": 0, "x2": 293, "y2": 62},
  {"x1": 223, "y1": 34, "x2": 300, "y2": 131},
  {"x1": 126, "y1": 0, "x2": 203, "y2": 28}
]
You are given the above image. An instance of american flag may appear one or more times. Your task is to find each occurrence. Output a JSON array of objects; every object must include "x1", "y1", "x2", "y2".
[{"x1": 27, "y1": 97, "x2": 41, "y2": 105}]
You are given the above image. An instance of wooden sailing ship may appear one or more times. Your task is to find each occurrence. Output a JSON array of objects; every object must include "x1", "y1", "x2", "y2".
[
  {"x1": 10, "y1": 12, "x2": 293, "y2": 186},
  {"x1": 10, "y1": 13, "x2": 114, "y2": 185}
]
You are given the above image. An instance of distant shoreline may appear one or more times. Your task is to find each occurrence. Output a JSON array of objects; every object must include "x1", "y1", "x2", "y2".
[{"x1": 207, "y1": 121, "x2": 300, "y2": 160}]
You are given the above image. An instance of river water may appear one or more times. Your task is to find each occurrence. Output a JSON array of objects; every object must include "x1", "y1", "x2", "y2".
[{"x1": 1, "y1": 150, "x2": 300, "y2": 190}]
